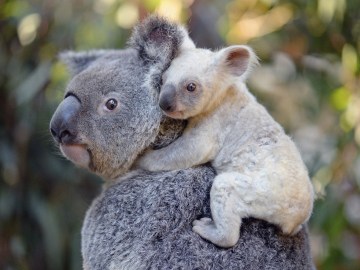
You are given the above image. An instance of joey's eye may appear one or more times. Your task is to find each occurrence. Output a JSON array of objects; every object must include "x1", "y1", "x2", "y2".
[
  {"x1": 186, "y1": 82, "x2": 196, "y2": 92},
  {"x1": 105, "y1": 98, "x2": 118, "y2": 110}
]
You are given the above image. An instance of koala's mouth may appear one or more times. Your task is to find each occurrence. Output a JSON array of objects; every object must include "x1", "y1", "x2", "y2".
[
  {"x1": 164, "y1": 110, "x2": 185, "y2": 119},
  {"x1": 60, "y1": 144, "x2": 90, "y2": 168}
]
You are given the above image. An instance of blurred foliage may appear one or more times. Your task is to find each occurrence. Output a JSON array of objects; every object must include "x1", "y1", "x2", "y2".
[{"x1": 0, "y1": 0, "x2": 359, "y2": 269}]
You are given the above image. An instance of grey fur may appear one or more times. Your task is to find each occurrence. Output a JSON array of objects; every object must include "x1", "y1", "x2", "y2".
[
  {"x1": 129, "y1": 15, "x2": 194, "y2": 94},
  {"x1": 83, "y1": 167, "x2": 314, "y2": 270},
  {"x1": 58, "y1": 50, "x2": 116, "y2": 77},
  {"x1": 56, "y1": 48, "x2": 162, "y2": 179},
  {"x1": 50, "y1": 16, "x2": 315, "y2": 269}
]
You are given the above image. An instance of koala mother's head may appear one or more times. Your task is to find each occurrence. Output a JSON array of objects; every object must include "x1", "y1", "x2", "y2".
[{"x1": 50, "y1": 16, "x2": 194, "y2": 180}]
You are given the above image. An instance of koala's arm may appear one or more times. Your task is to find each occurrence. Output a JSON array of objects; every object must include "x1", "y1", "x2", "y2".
[{"x1": 137, "y1": 123, "x2": 218, "y2": 171}]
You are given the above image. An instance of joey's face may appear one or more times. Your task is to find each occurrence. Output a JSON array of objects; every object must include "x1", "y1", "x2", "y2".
[
  {"x1": 159, "y1": 45, "x2": 257, "y2": 120},
  {"x1": 159, "y1": 49, "x2": 215, "y2": 119},
  {"x1": 50, "y1": 51, "x2": 162, "y2": 180}
]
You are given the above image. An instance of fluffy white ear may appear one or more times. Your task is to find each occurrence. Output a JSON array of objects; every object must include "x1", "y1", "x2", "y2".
[{"x1": 217, "y1": 45, "x2": 258, "y2": 79}]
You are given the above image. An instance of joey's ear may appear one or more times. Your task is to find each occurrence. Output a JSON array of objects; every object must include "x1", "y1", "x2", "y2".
[
  {"x1": 129, "y1": 15, "x2": 195, "y2": 65},
  {"x1": 217, "y1": 45, "x2": 258, "y2": 79},
  {"x1": 58, "y1": 50, "x2": 108, "y2": 77}
]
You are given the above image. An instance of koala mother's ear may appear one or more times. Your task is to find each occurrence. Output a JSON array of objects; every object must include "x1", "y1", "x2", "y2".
[
  {"x1": 217, "y1": 45, "x2": 259, "y2": 80},
  {"x1": 58, "y1": 50, "x2": 109, "y2": 77},
  {"x1": 129, "y1": 15, "x2": 195, "y2": 65}
]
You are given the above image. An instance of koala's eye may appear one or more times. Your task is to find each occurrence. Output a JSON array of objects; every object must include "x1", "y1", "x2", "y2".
[
  {"x1": 186, "y1": 83, "x2": 196, "y2": 92},
  {"x1": 105, "y1": 98, "x2": 118, "y2": 110}
]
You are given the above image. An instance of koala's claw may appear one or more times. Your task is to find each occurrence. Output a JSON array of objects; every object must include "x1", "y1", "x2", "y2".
[
  {"x1": 192, "y1": 217, "x2": 218, "y2": 242},
  {"x1": 192, "y1": 217, "x2": 238, "y2": 248},
  {"x1": 192, "y1": 217, "x2": 213, "y2": 227}
]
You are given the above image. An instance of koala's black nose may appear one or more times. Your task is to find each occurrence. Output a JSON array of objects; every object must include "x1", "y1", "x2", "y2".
[
  {"x1": 159, "y1": 84, "x2": 176, "y2": 112},
  {"x1": 159, "y1": 98, "x2": 173, "y2": 112},
  {"x1": 50, "y1": 95, "x2": 81, "y2": 144}
]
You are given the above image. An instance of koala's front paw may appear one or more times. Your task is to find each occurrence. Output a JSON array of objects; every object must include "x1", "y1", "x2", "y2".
[
  {"x1": 192, "y1": 218, "x2": 238, "y2": 248},
  {"x1": 135, "y1": 159, "x2": 151, "y2": 171},
  {"x1": 134, "y1": 150, "x2": 154, "y2": 171},
  {"x1": 136, "y1": 150, "x2": 166, "y2": 172}
]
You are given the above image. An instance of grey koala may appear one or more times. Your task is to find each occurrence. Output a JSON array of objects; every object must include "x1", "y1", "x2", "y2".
[{"x1": 50, "y1": 16, "x2": 315, "y2": 269}]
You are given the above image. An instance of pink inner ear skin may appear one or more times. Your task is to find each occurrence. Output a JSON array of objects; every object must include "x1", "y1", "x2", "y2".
[
  {"x1": 226, "y1": 48, "x2": 250, "y2": 77},
  {"x1": 149, "y1": 27, "x2": 166, "y2": 43},
  {"x1": 227, "y1": 49, "x2": 249, "y2": 62}
]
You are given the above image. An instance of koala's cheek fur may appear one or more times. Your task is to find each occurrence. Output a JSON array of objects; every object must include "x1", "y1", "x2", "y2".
[
  {"x1": 80, "y1": 94, "x2": 161, "y2": 180},
  {"x1": 85, "y1": 123, "x2": 149, "y2": 179}
]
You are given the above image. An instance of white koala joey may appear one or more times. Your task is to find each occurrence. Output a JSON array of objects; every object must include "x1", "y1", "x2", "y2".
[{"x1": 136, "y1": 45, "x2": 315, "y2": 248}]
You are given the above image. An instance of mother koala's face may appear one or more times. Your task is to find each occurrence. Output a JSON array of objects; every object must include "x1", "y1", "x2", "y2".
[
  {"x1": 50, "y1": 49, "x2": 162, "y2": 180},
  {"x1": 50, "y1": 16, "x2": 195, "y2": 180}
]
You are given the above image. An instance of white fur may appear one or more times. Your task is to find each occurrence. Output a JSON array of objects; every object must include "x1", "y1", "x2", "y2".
[{"x1": 137, "y1": 46, "x2": 314, "y2": 248}]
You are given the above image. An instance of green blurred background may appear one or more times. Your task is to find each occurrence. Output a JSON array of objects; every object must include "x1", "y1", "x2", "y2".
[{"x1": 0, "y1": 0, "x2": 359, "y2": 269}]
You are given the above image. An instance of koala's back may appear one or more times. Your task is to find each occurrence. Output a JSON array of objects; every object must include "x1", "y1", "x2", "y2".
[
  {"x1": 82, "y1": 166, "x2": 315, "y2": 270},
  {"x1": 212, "y1": 89, "x2": 301, "y2": 176},
  {"x1": 204, "y1": 86, "x2": 314, "y2": 232}
]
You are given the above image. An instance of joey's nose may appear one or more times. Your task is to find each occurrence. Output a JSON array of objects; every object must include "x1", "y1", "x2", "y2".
[
  {"x1": 159, "y1": 84, "x2": 176, "y2": 112},
  {"x1": 50, "y1": 95, "x2": 81, "y2": 144},
  {"x1": 159, "y1": 99, "x2": 173, "y2": 112}
]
